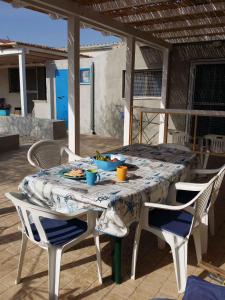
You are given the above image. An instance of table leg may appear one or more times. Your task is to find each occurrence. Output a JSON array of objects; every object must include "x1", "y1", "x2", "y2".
[{"x1": 112, "y1": 237, "x2": 122, "y2": 284}]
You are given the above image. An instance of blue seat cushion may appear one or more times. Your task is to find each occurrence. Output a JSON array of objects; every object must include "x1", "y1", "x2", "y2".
[
  {"x1": 183, "y1": 275, "x2": 225, "y2": 300},
  {"x1": 30, "y1": 218, "x2": 87, "y2": 246},
  {"x1": 176, "y1": 190, "x2": 198, "y2": 204},
  {"x1": 149, "y1": 208, "x2": 193, "y2": 237}
]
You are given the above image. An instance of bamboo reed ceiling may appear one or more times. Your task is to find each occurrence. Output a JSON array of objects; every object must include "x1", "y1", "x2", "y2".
[
  {"x1": 74, "y1": 0, "x2": 225, "y2": 44},
  {"x1": 5, "y1": 0, "x2": 225, "y2": 44}
]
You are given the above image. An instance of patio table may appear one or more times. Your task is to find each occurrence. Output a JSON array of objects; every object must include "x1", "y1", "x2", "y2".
[{"x1": 19, "y1": 143, "x2": 196, "y2": 283}]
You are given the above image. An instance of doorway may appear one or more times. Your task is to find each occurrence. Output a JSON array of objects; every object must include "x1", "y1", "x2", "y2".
[{"x1": 188, "y1": 61, "x2": 225, "y2": 136}]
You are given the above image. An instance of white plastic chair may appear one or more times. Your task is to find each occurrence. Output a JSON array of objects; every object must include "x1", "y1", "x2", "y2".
[
  {"x1": 5, "y1": 192, "x2": 102, "y2": 300},
  {"x1": 201, "y1": 135, "x2": 225, "y2": 168},
  {"x1": 131, "y1": 177, "x2": 215, "y2": 293},
  {"x1": 190, "y1": 165, "x2": 225, "y2": 253},
  {"x1": 171, "y1": 131, "x2": 191, "y2": 146},
  {"x1": 27, "y1": 139, "x2": 82, "y2": 170}
]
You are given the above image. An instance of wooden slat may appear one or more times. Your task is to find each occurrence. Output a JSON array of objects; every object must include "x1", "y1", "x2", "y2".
[
  {"x1": 143, "y1": 16, "x2": 225, "y2": 33},
  {"x1": 102, "y1": 0, "x2": 219, "y2": 17}
]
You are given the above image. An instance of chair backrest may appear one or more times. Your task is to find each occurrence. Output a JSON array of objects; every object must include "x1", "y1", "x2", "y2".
[
  {"x1": 190, "y1": 176, "x2": 215, "y2": 233},
  {"x1": 159, "y1": 143, "x2": 191, "y2": 152},
  {"x1": 171, "y1": 131, "x2": 190, "y2": 146},
  {"x1": 208, "y1": 164, "x2": 225, "y2": 210},
  {"x1": 5, "y1": 192, "x2": 70, "y2": 246},
  {"x1": 204, "y1": 135, "x2": 225, "y2": 153},
  {"x1": 27, "y1": 140, "x2": 61, "y2": 169}
]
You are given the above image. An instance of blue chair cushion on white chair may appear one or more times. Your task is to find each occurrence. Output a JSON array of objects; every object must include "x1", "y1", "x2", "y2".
[
  {"x1": 176, "y1": 190, "x2": 198, "y2": 204},
  {"x1": 149, "y1": 209, "x2": 193, "y2": 237},
  {"x1": 183, "y1": 275, "x2": 225, "y2": 300},
  {"x1": 31, "y1": 218, "x2": 88, "y2": 246}
]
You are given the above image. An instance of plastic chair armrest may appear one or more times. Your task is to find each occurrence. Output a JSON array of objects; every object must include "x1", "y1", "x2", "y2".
[
  {"x1": 191, "y1": 168, "x2": 221, "y2": 176},
  {"x1": 175, "y1": 182, "x2": 206, "y2": 191}
]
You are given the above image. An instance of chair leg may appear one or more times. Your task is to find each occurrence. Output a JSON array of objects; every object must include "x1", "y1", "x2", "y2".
[
  {"x1": 209, "y1": 207, "x2": 215, "y2": 236},
  {"x1": 16, "y1": 233, "x2": 28, "y2": 284},
  {"x1": 48, "y1": 247, "x2": 62, "y2": 300},
  {"x1": 131, "y1": 223, "x2": 142, "y2": 280},
  {"x1": 193, "y1": 227, "x2": 202, "y2": 264},
  {"x1": 94, "y1": 232, "x2": 102, "y2": 284},
  {"x1": 203, "y1": 152, "x2": 209, "y2": 169},
  {"x1": 170, "y1": 238, "x2": 188, "y2": 294},
  {"x1": 200, "y1": 214, "x2": 208, "y2": 255}
]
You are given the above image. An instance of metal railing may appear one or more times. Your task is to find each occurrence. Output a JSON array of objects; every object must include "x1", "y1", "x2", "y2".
[{"x1": 133, "y1": 106, "x2": 225, "y2": 157}]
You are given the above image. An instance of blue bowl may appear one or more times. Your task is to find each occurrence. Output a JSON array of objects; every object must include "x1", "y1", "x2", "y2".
[{"x1": 93, "y1": 154, "x2": 126, "y2": 171}]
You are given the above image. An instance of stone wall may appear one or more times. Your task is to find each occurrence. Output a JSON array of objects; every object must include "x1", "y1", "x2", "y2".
[{"x1": 0, "y1": 115, "x2": 66, "y2": 140}]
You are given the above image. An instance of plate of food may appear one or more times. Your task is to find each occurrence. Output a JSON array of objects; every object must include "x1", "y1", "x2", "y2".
[
  {"x1": 59, "y1": 168, "x2": 86, "y2": 180},
  {"x1": 93, "y1": 151, "x2": 126, "y2": 171}
]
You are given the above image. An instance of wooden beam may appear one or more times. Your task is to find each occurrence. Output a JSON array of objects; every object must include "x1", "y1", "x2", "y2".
[
  {"x1": 167, "y1": 34, "x2": 225, "y2": 43},
  {"x1": 127, "y1": 3, "x2": 225, "y2": 27},
  {"x1": 21, "y1": 0, "x2": 169, "y2": 50},
  {"x1": 145, "y1": 17, "x2": 225, "y2": 34},
  {"x1": 68, "y1": 16, "x2": 80, "y2": 156},
  {"x1": 157, "y1": 26, "x2": 225, "y2": 39},
  {"x1": 123, "y1": 37, "x2": 135, "y2": 146}
]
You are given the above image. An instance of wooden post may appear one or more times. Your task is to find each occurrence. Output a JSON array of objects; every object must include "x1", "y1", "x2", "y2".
[
  {"x1": 123, "y1": 37, "x2": 135, "y2": 146},
  {"x1": 18, "y1": 49, "x2": 28, "y2": 116},
  {"x1": 159, "y1": 49, "x2": 169, "y2": 143},
  {"x1": 193, "y1": 115, "x2": 198, "y2": 151},
  {"x1": 163, "y1": 113, "x2": 169, "y2": 143},
  {"x1": 138, "y1": 111, "x2": 143, "y2": 144},
  {"x1": 68, "y1": 16, "x2": 80, "y2": 156}
]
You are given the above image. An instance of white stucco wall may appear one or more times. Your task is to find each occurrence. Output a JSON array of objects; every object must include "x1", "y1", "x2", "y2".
[
  {"x1": 0, "y1": 68, "x2": 21, "y2": 112},
  {"x1": 52, "y1": 43, "x2": 163, "y2": 140}
]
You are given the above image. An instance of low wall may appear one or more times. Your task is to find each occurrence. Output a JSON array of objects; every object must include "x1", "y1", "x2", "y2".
[{"x1": 0, "y1": 115, "x2": 66, "y2": 140}]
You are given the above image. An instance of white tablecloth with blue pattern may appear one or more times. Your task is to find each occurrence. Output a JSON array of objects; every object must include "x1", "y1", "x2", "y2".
[{"x1": 19, "y1": 144, "x2": 196, "y2": 237}]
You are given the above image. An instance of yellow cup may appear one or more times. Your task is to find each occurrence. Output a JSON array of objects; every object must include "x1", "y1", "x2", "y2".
[{"x1": 116, "y1": 166, "x2": 128, "y2": 182}]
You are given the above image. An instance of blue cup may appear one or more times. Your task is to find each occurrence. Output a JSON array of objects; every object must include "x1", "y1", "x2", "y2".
[{"x1": 85, "y1": 169, "x2": 100, "y2": 186}]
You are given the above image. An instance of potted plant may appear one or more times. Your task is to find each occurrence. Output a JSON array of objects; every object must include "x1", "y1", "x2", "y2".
[{"x1": 0, "y1": 103, "x2": 11, "y2": 116}]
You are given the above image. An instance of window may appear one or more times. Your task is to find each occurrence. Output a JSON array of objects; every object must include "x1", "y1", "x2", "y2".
[
  {"x1": 80, "y1": 68, "x2": 91, "y2": 84},
  {"x1": 122, "y1": 69, "x2": 162, "y2": 98},
  {"x1": 8, "y1": 66, "x2": 46, "y2": 99}
]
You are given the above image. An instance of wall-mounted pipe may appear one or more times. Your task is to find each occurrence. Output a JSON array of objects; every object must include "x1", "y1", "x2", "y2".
[{"x1": 90, "y1": 62, "x2": 96, "y2": 134}]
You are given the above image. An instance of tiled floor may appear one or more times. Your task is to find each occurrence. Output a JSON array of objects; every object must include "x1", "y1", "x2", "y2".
[{"x1": 1, "y1": 135, "x2": 225, "y2": 299}]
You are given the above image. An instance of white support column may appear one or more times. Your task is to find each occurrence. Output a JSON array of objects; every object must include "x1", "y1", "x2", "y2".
[
  {"x1": 123, "y1": 37, "x2": 135, "y2": 146},
  {"x1": 68, "y1": 16, "x2": 80, "y2": 156},
  {"x1": 18, "y1": 49, "x2": 28, "y2": 116},
  {"x1": 46, "y1": 62, "x2": 55, "y2": 119},
  {"x1": 159, "y1": 48, "x2": 170, "y2": 143}
]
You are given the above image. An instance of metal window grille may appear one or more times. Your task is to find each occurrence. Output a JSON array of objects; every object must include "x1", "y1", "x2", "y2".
[{"x1": 123, "y1": 69, "x2": 162, "y2": 98}]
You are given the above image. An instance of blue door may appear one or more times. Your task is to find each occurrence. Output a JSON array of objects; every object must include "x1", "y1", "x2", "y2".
[{"x1": 56, "y1": 69, "x2": 68, "y2": 127}]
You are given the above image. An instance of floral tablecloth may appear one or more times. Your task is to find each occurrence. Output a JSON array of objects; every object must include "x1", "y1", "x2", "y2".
[{"x1": 19, "y1": 144, "x2": 195, "y2": 237}]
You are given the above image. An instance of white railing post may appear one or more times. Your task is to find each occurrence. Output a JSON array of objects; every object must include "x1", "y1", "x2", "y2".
[
  {"x1": 68, "y1": 16, "x2": 80, "y2": 156},
  {"x1": 18, "y1": 49, "x2": 28, "y2": 117},
  {"x1": 124, "y1": 37, "x2": 135, "y2": 146},
  {"x1": 159, "y1": 48, "x2": 170, "y2": 143}
]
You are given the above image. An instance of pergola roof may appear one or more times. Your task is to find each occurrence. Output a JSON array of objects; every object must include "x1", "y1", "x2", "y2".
[
  {"x1": 0, "y1": 38, "x2": 88, "y2": 67},
  {"x1": 4, "y1": 0, "x2": 225, "y2": 45}
]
